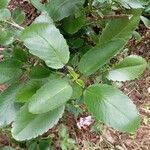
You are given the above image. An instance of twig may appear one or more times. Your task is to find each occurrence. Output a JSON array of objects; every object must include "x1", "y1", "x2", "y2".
[
  {"x1": 87, "y1": 14, "x2": 132, "y2": 25},
  {"x1": 98, "y1": 14, "x2": 132, "y2": 20},
  {"x1": 4, "y1": 20, "x2": 24, "y2": 30}
]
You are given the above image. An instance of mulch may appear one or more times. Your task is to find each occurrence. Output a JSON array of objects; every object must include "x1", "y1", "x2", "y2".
[{"x1": 0, "y1": 0, "x2": 149, "y2": 149}]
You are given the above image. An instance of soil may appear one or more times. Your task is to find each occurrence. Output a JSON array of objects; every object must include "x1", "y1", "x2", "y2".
[
  {"x1": 0, "y1": 0, "x2": 149, "y2": 149},
  {"x1": 8, "y1": 0, "x2": 38, "y2": 25}
]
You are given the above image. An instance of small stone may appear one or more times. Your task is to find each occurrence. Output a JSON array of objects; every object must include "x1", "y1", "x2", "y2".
[{"x1": 147, "y1": 87, "x2": 150, "y2": 93}]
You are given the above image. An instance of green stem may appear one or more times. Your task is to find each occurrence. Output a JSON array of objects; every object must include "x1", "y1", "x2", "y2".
[
  {"x1": 4, "y1": 20, "x2": 24, "y2": 30},
  {"x1": 88, "y1": 0, "x2": 93, "y2": 12}
]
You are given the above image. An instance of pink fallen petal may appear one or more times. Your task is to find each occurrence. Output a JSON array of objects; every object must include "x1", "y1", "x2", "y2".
[{"x1": 77, "y1": 116, "x2": 94, "y2": 129}]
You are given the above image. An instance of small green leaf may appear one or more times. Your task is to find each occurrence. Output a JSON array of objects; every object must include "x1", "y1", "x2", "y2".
[
  {"x1": 118, "y1": 0, "x2": 145, "y2": 9},
  {"x1": 132, "y1": 31, "x2": 142, "y2": 41},
  {"x1": 145, "y1": 4, "x2": 150, "y2": 14},
  {"x1": 30, "y1": 0, "x2": 46, "y2": 12},
  {"x1": 21, "y1": 14, "x2": 70, "y2": 69},
  {"x1": 28, "y1": 140, "x2": 52, "y2": 150},
  {"x1": 0, "y1": 85, "x2": 21, "y2": 127},
  {"x1": 28, "y1": 78, "x2": 72, "y2": 114},
  {"x1": 71, "y1": 83, "x2": 82, "y2": 99},
  {"x1": 62, "y1": 12, "x2": 86, "y2": 34},
  {"x1": 46, "y1": 0, "x2": 85, "y2": 21},
  {"x1": 0, "y1": 59, "x2": 22, "y2": 84},
  {"x1": 0, "y1": 9, "x2": 11, "y2": 21},
  {"x1": 69, "y1": 38, "x2": 84, "y2": 49},
  {"x1": 107, "y1": 55, "x2": 147, "y2": 81},
  {"x1": 99, "y1": 10, "x2": 142, "y2": 43},
  {"x1": 12, "y1": 104, "x2": 65, "y2": 141},
  {"x1": 84, "y1": 84, "x2": 140, "y2": 133},
  {"x1": 140, "y1": 16, "x2": 150, "y2": 29},
  {"x1": 0, "y1": 28, "x2": 14, "y2": 46},
  {"x1": 29, "y1": 66, "x2": 51, "y2": 79},
  {"x1": 13, "y1": 48, "x2": 28, "y2": 62},
  {"x1": 78, "y1": 39, "x2": 125, "y2": 75},
  {"x1": 0, "y1": 0, "x2": 10, "y2": 9},
  {"x1": 27, "y1": 142, "x2": 38, "y2": 150},
  {"x1": 16, "y1": 80, "x2": 45, "y2": 103},
  {"x1": 39, "y1": 140, "x2": 52, "y2": 150},
  {"x1": 12, "y1": 8, "x2": 25, "y2": 25}
]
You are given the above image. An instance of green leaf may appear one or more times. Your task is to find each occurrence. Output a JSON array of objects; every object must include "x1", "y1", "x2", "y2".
[
  {"x1": 2, "y1": 146, "x2": 15, "y2": 150},
  {"x1": 12, "y1": 8, "x2": 25, "y2": 25},
  {"x1": 118, "y1": 0, "x2": 145, "y2": 9},
  {"x1": 16, "y1": 80, "x2": 45, "y2": 103},
  {"x1": 11, "y1": 104, "x2": 65, "y2": 141},
  {"x1": 0, "y1": 28, "x2": 14, "y2": 46},
  {"x1": 69, "y1": 38, "x2": 84, "y2": 49},
  {"x1": 46, "y1": 0, "x2": 85, "y2": 21},
  {"x1": 33, "y1": 13, "x2": 52, "y2": 24},
  {"x1": 21, "y1": 14, "x2": 70, "y2": 69},
  {"x1": 29, "y1": 66, "x2": 51, "y2": 79},
  {"x1": 0, "y1": 9, "x2": 11, "y2": 21},
  {"x1": 62, "y1": 12, "x2": 86, "y2": 34},
  {"x1": 27, "y1": 142, "x2": 38, "y2": 150},
  {"x1": 78, "y1": 39, "x2": 125, "y2": 75},
  {"x1": 0, "y1": 59, "x2": 22, "y2": 84},
  {"x1": 145, "y1": 4, "x2": 150, "y2": 14},
  {"x1": 84, "y1": 84, "x2": 140, "y2": 133},
  {"x1": 99, "y1": 10, "x2": 142, "y2": 43},
  {"x1": 28, "y1": 140, "x2": 52, "y2": 150},
  {"x1": 30, "y1": 0, "x2": 46, "y2": 12},
  {"x1": 13, "y1": 48, "x2": 28, "y2": 62},
  {"x1": 71, "y1": 83, "x2": 82, "y2": 99},
  {"x1": 0, "y1": 85, "x2": 21, "y2": 127},
  {"x1": 106, "y1": 55, "x2": 147, "y2": 81},
  {"x1": 140, "y1": 16, "x2": 150, "y2": 29},
  {"x1": 132, "y1": 31, "x2": 142, "y2": 41},
  {"x1": 28, "y1": 78, "x2": 72, "y2": 114},
  {"x1": 78, "y1": 10, "x2": 141, "y2": 76},
  {"x1": 0, "y1": 0, "x2": 10, "y2": 9},
  {"x1": 38, "y1": 140, "x2": 52, "y2": 150}
]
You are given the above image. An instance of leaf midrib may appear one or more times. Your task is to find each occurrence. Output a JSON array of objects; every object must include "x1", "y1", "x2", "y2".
[
  {"x1": 99, "y1": 16, "x2": 135, "y2": 42},
  {"x1": 35, "y1": 29, "x2": 65, "y2": 65},
  {"x1": 49, "y1": 0, "x2": 78, "y2": 19}
]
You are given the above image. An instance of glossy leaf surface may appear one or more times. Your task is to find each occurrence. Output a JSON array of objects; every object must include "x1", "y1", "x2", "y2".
[
  {"x1": 107, "y1": 55, "x2": 147, "y2": 81},
  {"x1": 140, "y1": 16, "x2": 150, "y2": 29},
  {"x1": 78, "y1": 39, "x2": 125, "y2": 75},
  {"x1": 12, "y1": 105, "x2": 64, "y2": 141},
  {"x1": 0, "y1": 59, "x2": 22, "y2": 84},
  {"x1": 21, "y1": 14, "x2": 70, "y2": 69},
  {"x1": 46, "y1": 0, "x2": 85, "y2": 21},
  {"x1": 84, "y1": 84, "x2": 140, "y2": 133},
  {"x1": 78, "y1": 10, "x2": 141, "y2": 75},
  {"x1": 0, "y1": 85, "x2": 21, "y2": 127},
  {"x1": 28, "y1": 78, "x2": 72, "y2": 114}
]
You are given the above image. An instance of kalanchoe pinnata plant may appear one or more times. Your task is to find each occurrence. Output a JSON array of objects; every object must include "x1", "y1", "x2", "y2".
[{"x1": 0, "y1": 0, "x2": 149, "y2": 141}]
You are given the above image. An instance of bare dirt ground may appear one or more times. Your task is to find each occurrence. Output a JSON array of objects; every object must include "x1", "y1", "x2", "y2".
[{"x1": 0, "y1": 0, "x2": 149, "y2": 149}]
